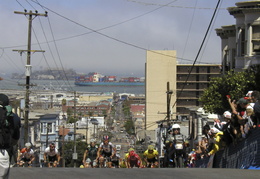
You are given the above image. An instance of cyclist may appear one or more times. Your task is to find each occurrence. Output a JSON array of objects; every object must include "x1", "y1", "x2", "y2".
[
  {"x1": 143, "y1": 145, "x2": 159, "y2": 168},
  {"x1": 124, "y1": 148, "x2": 133, "y2": 167},
  {"x1": 17, "y1": 143, "x2": 35, "y2": 167},
  {"x1": 111, "y1": 153, "x2": 120, "y2": 168},
  {"x1": 44, "y1": 143, "x2": 60, "y2": 167},
  {"x1": 97, "y1": 135, "x2": 116, "y2": 168},
  {"x1": 82, "y1": 139, "x2": 98, "y2": 168},
  {"x1": 171, "y1": 123, "x2": 186, "y2": 168},
  {"x1": 126, "y1": 148, "x2": 142, "y2": 168}
]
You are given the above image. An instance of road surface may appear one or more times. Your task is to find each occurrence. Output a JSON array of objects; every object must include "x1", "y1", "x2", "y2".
[{"x1": 9, "y1": 168, "x2": 260, "y2": 179}]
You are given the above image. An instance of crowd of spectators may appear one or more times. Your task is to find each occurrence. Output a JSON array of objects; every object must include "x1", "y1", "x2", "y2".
[{"x1": 187, "y1": 90, "x2": 260, "y2": 167}]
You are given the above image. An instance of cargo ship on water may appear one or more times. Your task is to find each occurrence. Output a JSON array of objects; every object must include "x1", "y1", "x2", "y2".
[{"x1": 74, "y1": 72, "x2": 145, "y2": 86}]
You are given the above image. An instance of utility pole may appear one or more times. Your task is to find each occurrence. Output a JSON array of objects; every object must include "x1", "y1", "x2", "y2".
[
  {"x1": 166, "y1": 82, "x2": 173, "y2": 128},
  {"x1": 73, "y1": 91, "x2": 78, "y2": 168},
  {"x1": 86, "y1": 118, "x2": 88, "y2": 144},
  {"x1": 62, "y1": 125, "x2": 65, "y2": 167},
  {"x1": 13, "y1": 10, "x2": 47, "y2": 144}
]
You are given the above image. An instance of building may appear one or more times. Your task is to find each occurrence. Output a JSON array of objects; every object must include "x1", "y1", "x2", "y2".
[
  {"x1": 216, "y1": 0, "x2": 260, "y2": 73},
  {"x1": 74, "y1": 117, "x2": 105, "y2": 143},
  {"x1": 176, "y1": 64, "x2": 222, "y2": 119},
  {"x1": 130, "y1": 104, "x2": 145, "y2": 130},
  {"x1": 78, "y1": 93, "x2": 114, "y2": 103},
  {"x1": 145, "y1": 50, "x2": 221, "y2": 129},
  {"x1": 38, "y1": 114, "x2": 60, "y2": 163},
  {"x1": 145, "y1": 50, "x2": 177, "y2": 131},
  {"x1": 64, "y1": 100, "x2": 111, "y2": 117},
  {"x1": 128, "y1": 95, "x2": 145, "y2": 104}
]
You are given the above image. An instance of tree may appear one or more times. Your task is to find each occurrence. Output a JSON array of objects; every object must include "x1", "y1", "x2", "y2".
[
  {"x1": 63, "y1": 140, "x2": 87, "y2": 167},
  {"x1": 62, "y1": 99, "x2": 66, "y2": 113},
  {"x1": 124, "y1": 119, "x2": 135, "y2": 135},
  {"x1": 199, "y1": 70, "x2": 256, "y2": 114},
  {"x1": 67, "y1": 108, "x2": 77, "y2": 123},
  {"x1": 249, "y1": 64, "x2": 260, "y2": 90}
]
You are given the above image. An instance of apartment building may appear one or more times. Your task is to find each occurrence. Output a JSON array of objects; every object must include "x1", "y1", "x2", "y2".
[
  {"x1": 176, "y1": 64, "x2": 221, "y2": 119},
  {"x1": 145, "y1": 50, "x2": 177, "y2": 130}
]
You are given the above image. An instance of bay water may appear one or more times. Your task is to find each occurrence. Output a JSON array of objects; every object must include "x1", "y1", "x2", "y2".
[{"x1": 0, "y1": 78, "x2": 145, "y2": 95}]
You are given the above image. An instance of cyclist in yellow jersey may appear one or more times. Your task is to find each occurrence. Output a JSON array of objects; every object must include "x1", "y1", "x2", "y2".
[{"x1": 143, "y1": 145, "x2": 158, "y2": 168}]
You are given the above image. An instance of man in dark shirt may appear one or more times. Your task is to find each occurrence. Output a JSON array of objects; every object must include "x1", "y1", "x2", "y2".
[
  {"x1": 252, "y1": 91, "x2": 260, "y2": 127},
  {"x1": 0, "y1": 94, "x2": 21, "y2": 178}
]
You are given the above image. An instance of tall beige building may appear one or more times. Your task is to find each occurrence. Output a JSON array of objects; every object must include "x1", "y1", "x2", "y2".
[{"x1": 145, "y1": 50, "x2": 177, "y2": 130}]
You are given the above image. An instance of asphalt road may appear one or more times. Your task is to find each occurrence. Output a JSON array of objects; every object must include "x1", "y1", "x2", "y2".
[{"x1": 9, "y1": 168, "x2": 260, "y2": 179}]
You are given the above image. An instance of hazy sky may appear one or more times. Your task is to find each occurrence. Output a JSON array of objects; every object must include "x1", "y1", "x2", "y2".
[{"x1": 0, "y1": 0, "x2": 243, "y2": 77}]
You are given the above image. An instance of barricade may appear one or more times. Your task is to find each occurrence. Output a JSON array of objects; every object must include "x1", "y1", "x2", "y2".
[{"x1": 196, "y1": 128, "x2": 260, "y2": 169}]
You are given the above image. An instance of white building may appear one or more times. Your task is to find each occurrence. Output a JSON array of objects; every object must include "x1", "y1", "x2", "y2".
[{"x1": 216, "y1": 1, "x2": 260, "y2": 73}]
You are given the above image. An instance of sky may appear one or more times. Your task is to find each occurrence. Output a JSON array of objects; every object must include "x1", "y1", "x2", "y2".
[{"x1": 0, "y1": 0, "x2": 245, "y2": 78}]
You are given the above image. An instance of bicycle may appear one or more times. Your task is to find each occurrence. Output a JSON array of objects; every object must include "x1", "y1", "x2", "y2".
[
  {"x1": 45, "y1": 160, "x2": 59, "y2": 168},
  {"x1": 98, "y1": 156, "x2": 111, "y2": 168},
  {"x1": 17, "y1": 160, "x2": 33, "y2": 167},
  {"x1": 146, "y1": 161, "x2": 158, "y2": 168}
]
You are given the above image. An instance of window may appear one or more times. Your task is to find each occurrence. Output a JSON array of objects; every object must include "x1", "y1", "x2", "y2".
[
  {"x1": 41, "y1": 122, "x2": 53, "y2": 134},
  {"x1": 41, "y1": 123, "x2": 46, "y2": 133},
  {"x1": 252, "y1": 26, "x2": 260, "y2": 53},
  {"x1": 47, "y1": 123, "x2": 53, "y2": 133},
  {"x1": 252, "y1": 26, "x2": 260, "y2": 40}
]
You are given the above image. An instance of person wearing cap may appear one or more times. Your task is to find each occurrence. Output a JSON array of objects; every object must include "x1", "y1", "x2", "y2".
[
  {"x1": 237, "y1": 98, "x2": 254, "y2": 138},
  {"x1": 143, "y1": 145, "x2": 158, "y2": 168},
  {"x1": 44, "y1": 143, "x2": 60, "y2": 167},
  {"x1": 246, "y1": 91, "x2": 255, "y2": 106},
  {"x1": 221, "y1": 111, "x2": 237, "y2": 145},
  {"x1": 0, "y1": 93, "x2": 21, "y2": 178},
  {"x1": 207, "y1": 127, "x2": 224, "y2": 156},
  {"x1": 83, "y1": 139, "x2": 98, "y2": 168},
  {"x1": 97, "y1": 135, "x2": 116, "y2": 168},
  {"x1": 17, "y1": 143, "x2": 35, "y2": 167},
  {"x1": 125, "y1": 148, "x2": 142, "y2": 168},
  {"x1": 124, "y1": 148, "x2": 134, "y2": 167}
]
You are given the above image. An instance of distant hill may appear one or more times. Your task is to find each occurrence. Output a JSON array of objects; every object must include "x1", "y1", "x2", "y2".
[{"x1": 11, "y1": 68, "x2": 77, "y2": 80}]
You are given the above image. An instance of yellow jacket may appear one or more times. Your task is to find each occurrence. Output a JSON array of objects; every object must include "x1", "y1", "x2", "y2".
[
  {"x1": 209, "y1": 131, "x2": 224, "y2": 155},
  {"x1": 143, "y1": 149, "x2": 158, "y2": 159}
]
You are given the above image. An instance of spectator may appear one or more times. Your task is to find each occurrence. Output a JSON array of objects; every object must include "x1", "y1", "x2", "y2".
[
  {"x1": 207, "y1": 127, "x2": 224, "y2": 156},
  {"x1": 222, "y1": 111, "x2": 236, "y2": 145},
  {"x1": 213, "y1": 118, "x2": 226, "y2": 131},
  {"x1": 202, "y1": 124, "x2": 210, "y2": 139},
  {"x1": 198, "y1": 135, "x2": 208, "y2": 157},
  {"x1": 0, "y1": 94, "x2": 21, "y2": 178},
  {"x1": 236, "y1": 98, "x2": 254, "y2": 137},
  {"x1": 188, "y1": 149, "x2": 196, "y2": 167},
  {"x1": 251, "y1": 91, "x2": 260, "y2": 128},
  {"x1": 227, "y1": 96, "x2": 250, "y2": 138},
  {"x1": 246, "y1": 91, "x2": 255, "y2": 107}
]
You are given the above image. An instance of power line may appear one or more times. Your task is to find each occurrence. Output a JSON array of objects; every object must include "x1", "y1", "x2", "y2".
[
  {"x1": 171, "y1": 0, "x2": 222, "y2": 110},
  {"x1": 29, "y1": 0, "x2": 216, "y2": 64},
  {"x1": 15, "y1": 0, "x2": 26, "y2": 10},
  {"x1": 126, "y1": 0, "x2": 226, "y2": 10},
  {"x1": 34, "y1": 16, "x2": 74, "y2": 91},
  {"x1": 16, "y1": 0, "x2": 74, "y2": 91},
  {"x1": 180, "y1": 0, "x2": 198, "y2": 62}
]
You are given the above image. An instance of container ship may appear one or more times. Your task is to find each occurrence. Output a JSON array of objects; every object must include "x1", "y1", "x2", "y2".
[{"x1": 74, "y1": 72, "x2": 145, "y2": 86}]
